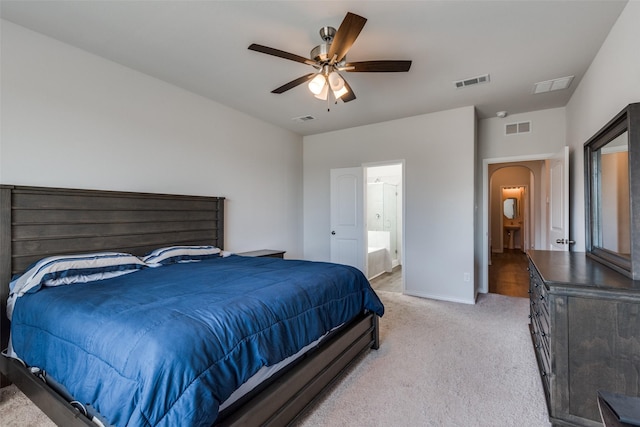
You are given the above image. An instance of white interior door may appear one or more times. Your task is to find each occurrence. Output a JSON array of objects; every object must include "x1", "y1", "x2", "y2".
[
  {"x1": 548, "y1": 146, "x2": 570, "y2": 251},
  {"x1": 330, "y1": 167, "x2": 365, "y2": 273}
]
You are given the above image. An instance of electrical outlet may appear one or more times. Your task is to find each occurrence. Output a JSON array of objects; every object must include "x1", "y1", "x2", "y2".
[{"x1": 463, "y1": 272, "x2": 471, "y2": 282}]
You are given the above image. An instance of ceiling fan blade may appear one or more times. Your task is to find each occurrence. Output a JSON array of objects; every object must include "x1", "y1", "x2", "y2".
[
  {"x1": 327, "y1": 12, "x2": 367, "y2": 64},
  {"x1": 340, "y1": 79, "x2": 356, "y2": 103},
  {"x1": 341, "y1": 60, "x2": 412, "y2": 72},
  {"x1": 248, "y1": 43, "x2": 317, "y2": 66},
  {"x1": 271, "y1": 73, "x2": 316, "y2": 94}
]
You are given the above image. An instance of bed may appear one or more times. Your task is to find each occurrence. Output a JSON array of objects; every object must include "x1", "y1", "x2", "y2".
[{"x1": 0, "y1": 185, "x2": 383, "y2": 427}]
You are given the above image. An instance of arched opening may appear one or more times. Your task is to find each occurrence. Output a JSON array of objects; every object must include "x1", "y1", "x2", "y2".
[{"x1": 488, "y1": 163, "x2": 539, "y2": 297}]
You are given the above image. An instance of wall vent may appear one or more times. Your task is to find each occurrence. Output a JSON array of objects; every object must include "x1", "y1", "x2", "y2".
[
  {"x1": 292, "y1": 115, "x2": 316, "y2": 123},
  {"x1": 505, "y1": 121, "x2": 531, "y2": 135},
  {"x1": 454, "y1": 74, "x2": 490, "y2": 89},
  {"x1": 533, "y1": 75, "x2": 574, "y2": 94}
]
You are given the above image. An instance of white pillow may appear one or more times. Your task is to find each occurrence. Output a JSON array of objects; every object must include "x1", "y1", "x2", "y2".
[
  {"x1": 142, "y1": 245, "x2": 221, "y2": 266},
  {"x1": 7, "y1": 252, "x2": 146, "y2": 320}
]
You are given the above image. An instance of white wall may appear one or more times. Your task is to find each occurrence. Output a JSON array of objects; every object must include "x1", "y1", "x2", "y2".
[
  {"x1": 0, "y1": 21, "x2": 304, "y2": 256},
  {"x1": 476, "y1": 108, "x2": 566, "y2": 292},
  {"x1": 304, "y1": 106, "x2": 476, "y2": 304},
  {"x1": 565, "y1": 0, "x2": 640, "y2": 252},
  {"x1": 475, "y1": 0, "x2": 640, "y2": 293},
  {"x1": 478, "y1": 108, "x2": 566, "y2": 160}
]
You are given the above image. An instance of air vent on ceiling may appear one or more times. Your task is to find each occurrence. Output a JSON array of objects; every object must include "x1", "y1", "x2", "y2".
[
  {"x1": 533, "y1": 75, "x2": 574, "y2": 94},
  {"x1": 505, "y1": 121, "x2": 531, "y2": 135},
  {"x1": 454, "y1": 74, "x2": 490, "y2": 89},
  {"x1": 292, "y1": 115, "x2": 316, "y2": 123}
]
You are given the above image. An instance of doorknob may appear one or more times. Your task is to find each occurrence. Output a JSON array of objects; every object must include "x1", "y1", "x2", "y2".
[
  {"x1": 331, "y1": 231, "x2": 336, "y2": 235},
  {"x1": 556, "y1": 239, "x2": 576, "y2": 245}
]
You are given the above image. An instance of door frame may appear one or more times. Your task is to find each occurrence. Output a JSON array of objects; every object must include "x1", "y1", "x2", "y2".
[
  {"x1": 481, "y1": 153, "x2": 556, "y2": 294},
  {"x1": 547, "y1": 146, "x2": 570, "y2": 251},
  {"x1": 363, "y1": 159, "x2": 406, "y2": 293}
]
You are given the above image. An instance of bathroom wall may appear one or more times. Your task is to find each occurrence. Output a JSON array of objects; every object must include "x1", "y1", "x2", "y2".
[
  {"x1": 490, "y1": 166, "x2": 529, "y2": 252},
  {"x1": 367, "y1": 164, "x2": 402, "y2": 266}
]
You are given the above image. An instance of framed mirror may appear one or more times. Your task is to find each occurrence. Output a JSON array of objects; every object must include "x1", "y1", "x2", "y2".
[
  {"x1": 503, "y1": 198, "x2": 518, "y2": 219},
  {"x1": 584, "y1": 103, "x2": 640, "y2": 279},
  {"x1": 501, "y1": 187, "x2": 523, "y2": 220}
]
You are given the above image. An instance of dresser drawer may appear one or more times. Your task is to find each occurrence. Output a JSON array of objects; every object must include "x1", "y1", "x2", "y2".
[
  {"x1": 527, "y1": 250, "x2": 640, "y2": 426},
  {"x1": 528, "y1": 260, "x2": 552, "y2": 399}
]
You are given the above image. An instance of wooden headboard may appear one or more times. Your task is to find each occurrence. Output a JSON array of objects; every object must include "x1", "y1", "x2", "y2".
[{"x1": 0, "y1": 185, "x2": 225, "y2": 355}]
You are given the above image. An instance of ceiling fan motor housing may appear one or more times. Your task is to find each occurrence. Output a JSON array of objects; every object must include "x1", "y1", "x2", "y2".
[
  {"x1": 310, "y1": 43, "x2": 330, "y2": 62},
  {"x1": 311, "y1": 26, "x2": 337, "y2": 62},
  {"x1": 319, "y1": 26, "x2": 336, "y2": 42}
]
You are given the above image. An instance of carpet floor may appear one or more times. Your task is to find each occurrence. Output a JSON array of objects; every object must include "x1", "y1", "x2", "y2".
[{"x1": 0, "y1": 291, "x2": 551, "y2": 427}]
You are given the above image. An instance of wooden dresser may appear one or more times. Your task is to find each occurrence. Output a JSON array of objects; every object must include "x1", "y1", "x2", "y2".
[{"x1": 528, "y1": 250, "x2": 640, "y2": 427}]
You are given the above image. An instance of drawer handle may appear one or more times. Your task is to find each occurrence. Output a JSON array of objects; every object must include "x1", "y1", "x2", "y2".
[
  {"x1": 539, "y1": 295, "x2": 545, "y2": 300},
  {"x1": 540, "y1": 331, "x2": 546, "y2": 337}
]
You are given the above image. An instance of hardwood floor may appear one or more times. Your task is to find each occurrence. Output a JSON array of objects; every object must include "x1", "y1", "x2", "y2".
[
  {"x1": 370, "y1": 266, "x2": 402, "y2": 292},
  {"x1": 370, "y1": 254, "x2": 529, "y2": 298},
  {"x1": 489, "y1": 249, "x2": 529, "y2": 298}
]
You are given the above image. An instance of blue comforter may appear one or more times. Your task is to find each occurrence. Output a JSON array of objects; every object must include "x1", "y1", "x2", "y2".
[{"x1": 10, "y1": 255, "x2": 384, "y2": 426}]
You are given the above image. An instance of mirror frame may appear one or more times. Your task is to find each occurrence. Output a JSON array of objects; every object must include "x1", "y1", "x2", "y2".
[
  {"x1": 503, "y1": 197, "x2": 518, "y2": 220},
  {"x1": 584, "y1": 102, "x2": 640, "y2": 279}
]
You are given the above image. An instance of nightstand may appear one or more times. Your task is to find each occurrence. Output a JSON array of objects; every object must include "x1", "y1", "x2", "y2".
[{"x1": 237, "y1": 249, "x2": 285, "y2": 259}]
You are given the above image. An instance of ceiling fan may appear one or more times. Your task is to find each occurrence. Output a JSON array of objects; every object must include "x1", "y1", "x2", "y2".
[{"x1": 248, "y1": 12, "x2": 412, "y2": 104}]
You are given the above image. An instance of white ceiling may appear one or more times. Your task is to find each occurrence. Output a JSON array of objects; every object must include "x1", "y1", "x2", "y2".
[{"x1": 0, "y1": 1, "x2": 628, "y2": 136}]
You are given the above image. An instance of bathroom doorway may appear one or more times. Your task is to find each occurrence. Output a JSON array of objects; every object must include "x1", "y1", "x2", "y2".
[
  {"x1": 488, "y1": 164, "x2": 538, "y2": 298},
  {"x1": 481, "y1": 148, "x2": 570, "y2": 295},
  {"x1": 365, "y1": 162, "x2": 403, "y2": 293}
]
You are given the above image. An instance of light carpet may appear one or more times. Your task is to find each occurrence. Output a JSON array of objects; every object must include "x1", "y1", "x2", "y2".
[
  {"x1": 0, "y1": 291, "x2": 551, "y2": 426},
  {"x1": 294, "y1": 291, "x2": 551, "y2": 427}
]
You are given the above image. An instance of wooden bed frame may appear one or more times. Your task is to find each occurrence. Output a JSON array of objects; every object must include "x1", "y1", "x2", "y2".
[{"x1": 0, "y1": 185, "x2": 379, "y2": 427}]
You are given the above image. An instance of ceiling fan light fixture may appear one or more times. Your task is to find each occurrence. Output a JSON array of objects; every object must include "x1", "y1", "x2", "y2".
[
  {"x1": 308, "y1": 74, "x2": 327, "y2": 95},
  {"x1": 314, "y1": 83, "x2": 329, "y2": 100},
  {"x1": 333, "y1": 86, "x2": 348, "y2": 99},
  {"x1": 249, "y1": 12, "x2": 410, "y2": 105},
  {"x1": 328, "y1": 71, "x2": 345, "y2": 91}
]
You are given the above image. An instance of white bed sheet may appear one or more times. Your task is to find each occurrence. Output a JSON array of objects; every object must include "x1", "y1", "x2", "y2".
[{"x1": 219, "y1": 324, "x2": 339, "y2": 411}]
